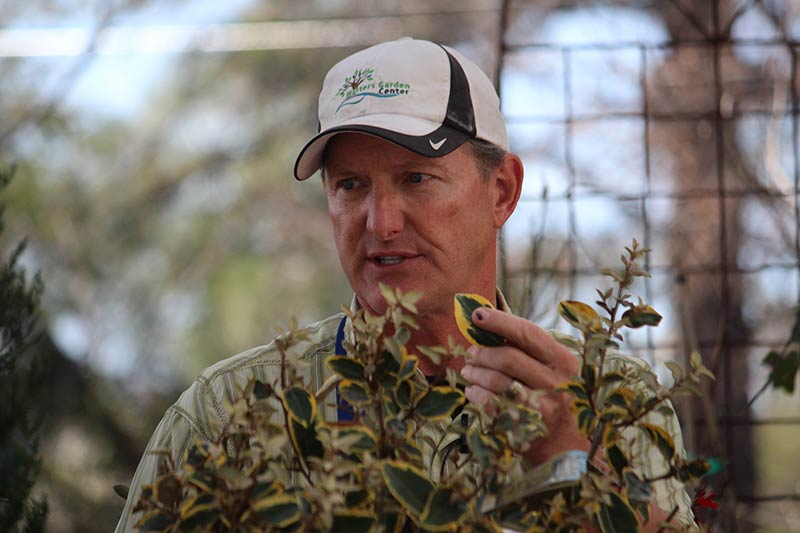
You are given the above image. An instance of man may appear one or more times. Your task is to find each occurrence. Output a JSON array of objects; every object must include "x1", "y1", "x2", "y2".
[{"x1": 116, "y1": 37, "x2": 694, "y2": 531}]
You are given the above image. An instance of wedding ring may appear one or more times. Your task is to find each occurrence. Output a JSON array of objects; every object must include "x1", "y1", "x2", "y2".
[{"x1": 504, "y1": 379, "x2": 526, "y2": 401}]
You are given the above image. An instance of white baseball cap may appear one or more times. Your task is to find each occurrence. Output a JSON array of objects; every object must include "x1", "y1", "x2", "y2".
[{"x1": 293, "y1": 37, "x2": 509, "y2": 180}]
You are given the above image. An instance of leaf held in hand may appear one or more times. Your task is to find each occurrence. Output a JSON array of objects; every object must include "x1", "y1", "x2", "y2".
[{"x1": 454, "y1": 293, "x2": 505, "y2": 347}]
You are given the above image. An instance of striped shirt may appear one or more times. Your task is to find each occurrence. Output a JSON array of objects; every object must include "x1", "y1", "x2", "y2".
[{"x1": 115, "y1": 295, "x2": 694, "y2": 531}]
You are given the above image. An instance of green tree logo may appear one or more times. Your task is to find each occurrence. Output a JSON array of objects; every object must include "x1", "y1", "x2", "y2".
[{"x1": 337, "y1": 68, "x2": 375, "y2": 97}]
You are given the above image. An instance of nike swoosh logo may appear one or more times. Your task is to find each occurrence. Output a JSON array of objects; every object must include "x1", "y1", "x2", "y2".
[{"x1": 429, "y1": 137, "x2": 447, "y2": 150}]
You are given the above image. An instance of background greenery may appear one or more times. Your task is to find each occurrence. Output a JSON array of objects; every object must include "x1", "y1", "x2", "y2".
[{"x1": 1, "y1": 1, "x2": 799, "y2": 531}]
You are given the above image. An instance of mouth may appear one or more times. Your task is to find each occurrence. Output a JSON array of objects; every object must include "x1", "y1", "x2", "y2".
[
  {"x1": 374, "y1": 256, "x2": 404, "y2": 266},
  {"x1": 368, "y1": 253, "x2": 420, "y2": 267}
]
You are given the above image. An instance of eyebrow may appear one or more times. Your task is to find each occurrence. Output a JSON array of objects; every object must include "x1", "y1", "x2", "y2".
[{"x1": 325, "y1": 158, "x2": 448, "y2": 178}]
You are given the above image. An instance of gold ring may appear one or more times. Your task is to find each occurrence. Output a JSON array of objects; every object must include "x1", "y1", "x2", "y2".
[{"x1": 504, "y1": 379, "x2": 526, "y2": 401}]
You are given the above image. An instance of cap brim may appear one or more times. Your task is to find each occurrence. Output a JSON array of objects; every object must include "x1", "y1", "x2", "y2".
[{"x1": 293, "y1": 119, "x2": 471, "y2": 180}]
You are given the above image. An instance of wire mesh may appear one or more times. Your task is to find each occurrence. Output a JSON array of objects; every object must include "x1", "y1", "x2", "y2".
[{"x1": 497, "y1": 0, "x2": 800, "y2": 519}]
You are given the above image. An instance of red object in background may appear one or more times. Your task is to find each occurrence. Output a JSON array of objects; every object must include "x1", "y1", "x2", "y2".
[{"x1": 693, "y1": 489, "x2": 719, "y2": 510}]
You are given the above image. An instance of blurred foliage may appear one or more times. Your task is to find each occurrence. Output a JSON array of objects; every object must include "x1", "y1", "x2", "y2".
[
  {"x1": 0, "y1": 167, "x2": 49, "y2": 532},
  {"x1": 0, "y1": 2, "x2": 499, "y2": 530},
  {"x1": 2, "y1": 0, "x2": 800, "y2": 530}
]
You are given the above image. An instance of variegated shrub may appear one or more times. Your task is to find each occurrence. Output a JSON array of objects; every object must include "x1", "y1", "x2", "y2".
[{"x1": 133, "y1": 240, "x2": 712, "y2": 532}]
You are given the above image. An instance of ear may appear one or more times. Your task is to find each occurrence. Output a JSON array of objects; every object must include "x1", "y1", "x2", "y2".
[{"x1": 492, "y1": 152, "x2": 524, "y2": 229}]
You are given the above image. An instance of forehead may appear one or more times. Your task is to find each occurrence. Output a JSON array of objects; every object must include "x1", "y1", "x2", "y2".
[{"x1": 322, "y1": 133, "x2": 475, "y2": 176}]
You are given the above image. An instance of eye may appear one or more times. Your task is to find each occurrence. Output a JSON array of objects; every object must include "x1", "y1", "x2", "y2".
[
  {"x1": 408, "y1": 172, "x2": 433, "y2": 184},
  {"x1": 335, "y1": 178, "x2": 360, "y2": 191}
]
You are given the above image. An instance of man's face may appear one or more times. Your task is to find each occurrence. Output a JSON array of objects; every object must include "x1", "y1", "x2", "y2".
[{"x1": 323, "y1": 133, "x2": 500, "y2": 317}]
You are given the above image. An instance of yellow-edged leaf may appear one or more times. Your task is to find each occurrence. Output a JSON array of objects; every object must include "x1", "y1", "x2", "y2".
[
  {"x1": 251, "y1": 493, "x2": 300, "y2": 527},
  {"x1": 454, "y1": 293, "x2": 505, "y2": 347},
  {"x1": 639, "y1": 423, "x2": 676, "y2": 462},
  {"x1": 282, "y1": 386, "x2": 317, "y2": 426},
  {"x1": 622, "y1": 304, "x2": 662, "y2": 328},
  {"x1": 558, "y1": 300, "x2": 602, "y2": 332},
  {"x1": 381, "y1": 460, "x2": 434, "y2": 518}
]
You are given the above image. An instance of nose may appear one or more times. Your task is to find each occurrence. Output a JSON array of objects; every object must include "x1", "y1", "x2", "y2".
[{"x1": 366, "y1": 186, "x2": 405, "y2": 241}]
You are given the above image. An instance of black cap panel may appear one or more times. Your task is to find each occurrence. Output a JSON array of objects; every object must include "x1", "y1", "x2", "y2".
[{"x1": 440, "y1": 46, "x2": 477, "y2": 137}]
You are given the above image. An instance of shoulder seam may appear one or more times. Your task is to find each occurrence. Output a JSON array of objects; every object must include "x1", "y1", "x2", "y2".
[{"x1": 167, "y1": 404, "x2": 215, "y2": 443}]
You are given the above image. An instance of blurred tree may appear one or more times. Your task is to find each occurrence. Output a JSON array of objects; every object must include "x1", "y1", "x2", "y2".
[
  {"x1": 0, "y1": 1, "x2": 502, "y2": 530},
  {"x1": 648, "y1": 3, "x2": 797, "y2": 528},
  {"x1": 0, "y1": 167, "x2": 48, "y2": 533}
]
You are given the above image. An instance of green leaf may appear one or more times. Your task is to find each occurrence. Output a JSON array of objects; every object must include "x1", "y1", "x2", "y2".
[
  {"x1": 656, "y1": 404, "x2": 674, "y2": 418},
  {"x1": 185, "y1": 443, "x2": 208, "y2": 469},
  {"x1": 376, "y1": 350, "x2": 401, "y2": 379},
  {"x1": 385, "y1": 336, "x2": 405, "y2": 364},
  {"x1": 217, "y1": 466, "x2": 252, "y2": 491},
  {"x1": 606, "y1": 444, "x2": 629, "y2": 476},
  {"x1": 345, "y1": 489, "x2": 370, "y2": 508},
  {"x1": 467, "y1": 427, "x2": 499, "y2": 468},
  {"x1": 395, "y1": 380, "x2": 413, "y2": 409},
  {"x1": 623, "y1": 470, "x2": 653, "y2": 503},
  {"x1": 415, "y1": 387, "x2": 464, "y2": 420},
  {"x1": 251, "y1": 494, "x2": 300, "y2": 527},
  {"x1": 597, "y1": 491, "x2": 638, "y2": 533},
  {"x1": 582, "y1": 364, "x2": 598, "y2": 393},
  {"x1": 288, "y1": 417, "x2": 323, "y2": 460},
  {"x1": 398, "y1": 355, "x2": 418, "y2": 380},
  {"x1": 417, "y1": 345, "x2": 444, "y2": 366},
  {"x1": 600, "y1": 372, "x2": 625, "y2": 386},
  {"x1": 178, "y1": 493, "x2": 219, "y2": 529},
  {"x1": 398, "y1": 441, "x2": 424, "y2": 466},
  {"x1": 621, "y1": 305, "x2": 662, "y2": 328},
  {"x1": 606, "y1": 386, "x2": 637, "y2": 408},
  {"x1": 633, "y1": 499, "x2": 650, "y2": 526},
  {"x1": 763, "y1": 349, "x2": 800, "y2": 394},
  {"x1": 252, "y1": 380, "x2": 273, "y2": 400},
  {"x1": 558, "y1": 300, "x2": 602, "y2": 333},
  {"x1": 250, "y1": 480, "x2": 279, "y2": 501},
  {"x1": 337, "y1": 427, "x2": 377, "y2": 453},
  {"x1": 380, "y1": 283, "x2": 398, "y2": 305},
  {"x1": 186, "y1": 471, "x2": 215, "y2": 494},
  {"x1": 550, "y1": 330, "x2": 584, "y2": 352},
  {"x1": 665, "y1": 361, "x2": 683, "y2": 383},
  {"x1": 420, "y1": 487, "x2": 467, "y2": 530},
  {"x1": 136, "y1": 511, "x2": 174, "y2": 532},
  {"x1": 388, "y1": 418, "x2": 409, "y2": 438},
  {"x1": 381, "y1": 461, "x2": 435, "y2": 518},
  {"x1": 282, "y1": 387, "x2": 316, "y2": 426},
  {"x1": 639, "y1": 423, "x2": 675, "y2": 462},
  {"x1": 677, "y1": 459, "x2": 710, "y2": 482},
  {"x1": 454, "y1": 293, "x2": 505, "y2": 347},
  {"x1": 574, "y1": 401, "x2": 595, "y2": 435},
  {"x1": 153, "y1": 473, "x2": 181, "y2": 507},
  {"x1": 326, "y1": 356, "x2": 366, "y2": 380},
  {"x1": 332, "y1": 511, "x2": 374, "y2": 533},
  {"x1": 599, "y1": 267, "x2": 625, "y2": 283},
  {"x1": 339, "y1": 379, "x2": 371, "y2": 405},
  {"x1": 560, "y1": 379, "x2": 588, "y2": 400}
]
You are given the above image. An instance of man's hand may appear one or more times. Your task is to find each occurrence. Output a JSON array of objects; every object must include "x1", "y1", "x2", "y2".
[{"x1": 459, "y1": 306, "x2": 589, "y2": 465}]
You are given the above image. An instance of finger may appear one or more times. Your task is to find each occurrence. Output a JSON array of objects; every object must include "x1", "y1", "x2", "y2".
[
  {"x1": 466, "y1": 346, "x2": 565, "y2": 390},
  {"x1": 465, "y1": 378, "x2": 562, "y2": 420},
  {"x1": 471, "y1": 307, "x2": 578, "y2": 372},
  {"x1": 465, "y1": 385, "x2": 495, "y2": 406},
  {"x1": 460, "y1": 364, "x2": 513, "y2": 394}
]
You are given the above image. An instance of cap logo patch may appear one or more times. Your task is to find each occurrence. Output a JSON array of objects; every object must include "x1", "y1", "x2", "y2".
[{"x1": 335, "y1": 67, "x2": 411, "y2": 113}]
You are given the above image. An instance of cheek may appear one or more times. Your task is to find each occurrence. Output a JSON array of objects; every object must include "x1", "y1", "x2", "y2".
[{"x1": 328, "y1": 207, "x2": 361, "y2": 268}]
